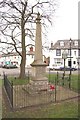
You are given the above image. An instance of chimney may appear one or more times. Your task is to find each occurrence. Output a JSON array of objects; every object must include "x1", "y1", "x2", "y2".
[
  {"x1": 51, "y1": 42, "x2": 53, "y2": 48},
  {"x1": 30, "y1": 46, "x2": 33, "y2": 52}
]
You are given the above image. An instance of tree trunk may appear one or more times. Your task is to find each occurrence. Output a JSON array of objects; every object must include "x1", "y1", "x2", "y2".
[
  {"x1": 19, "y1": 52, "x2": 26, "y2": 79},
  {"x1": 19, "y1": 15, "x2": 26, "y2": 79}
]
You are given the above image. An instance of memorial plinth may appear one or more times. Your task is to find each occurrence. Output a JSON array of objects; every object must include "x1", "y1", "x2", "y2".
[{"x1": 29, "y1": 13, "x2": 48, "y2": 93}]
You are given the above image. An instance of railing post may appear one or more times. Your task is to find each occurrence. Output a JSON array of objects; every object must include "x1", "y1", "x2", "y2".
[
  {"x1": 28, "y1": 71, "x2": 29, "y2": 82},
  {"x1": 11, "y1": 81, "x2": 13, "y2": 108},
  {"x1": 69, "y1": 74, "x2": 71, "y2": 89},
  {"x1": 3, "y1": 73, "x2": 14, "y2": 109},
  {"x1": 62, "y1": 73, "x2": 64, "y2": 86},
  {"x1": 49, "y1": 68, "x2": 50, "y2": 83},
  {"x1": 55, "y1": 77, "x2": 57, "y2": 102},
  {"x1": 56, "y1": 71, "x2": 58, "y2": 84}
]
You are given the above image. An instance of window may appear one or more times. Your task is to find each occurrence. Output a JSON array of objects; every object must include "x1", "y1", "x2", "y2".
[
  {"x1": 32, "y1": 55, "x2": 34, "y2": 58},
  {"x1": 74, "y1": 41, "x2": 78, "y2": 46},
  {"x1": 78, "y1": 49, "x2": 80, "y2": 56},
  {"x1": 73, "y1": 61, "x2": 76, "y2": 64},
  {"x1": 74, "y1": 51, "x2": 76, "y2": 56},
  {"x1": 56, "y1": 49, "x2": 61, "y2": 56},
  {"x1": 60, "y1": 41, "x2": 64, "y2": 46}
]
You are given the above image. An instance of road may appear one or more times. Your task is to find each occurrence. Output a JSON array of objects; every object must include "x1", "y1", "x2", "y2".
[
  {"x1": 0, "y1": 67, "x2": 31, "y2": 78},
  {"x1": 47, "y1": 69, "x2": 78, "y2": 75},
  {"x1": 0, "y1": 67, "x2": 78, "y2": 78}
]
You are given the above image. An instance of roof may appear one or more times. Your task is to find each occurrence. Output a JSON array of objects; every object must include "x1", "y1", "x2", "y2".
[
  {"x1": 50, "y1": 39, "x2": 79, "y2": 50},
  {"x1": 1, "y1": 51, "x2": 35, "y2": 57},
  {"x1": 1, "y1": 52, "x2": 19, "y2": 57}
]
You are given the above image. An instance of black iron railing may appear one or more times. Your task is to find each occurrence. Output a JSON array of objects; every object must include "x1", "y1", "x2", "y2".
[
  {"x1": 4, "y1": 74, "x2": 13, "y2": 108},
  {"x1": 3, "y1": 73, "x2": 78, "y2": 110}
]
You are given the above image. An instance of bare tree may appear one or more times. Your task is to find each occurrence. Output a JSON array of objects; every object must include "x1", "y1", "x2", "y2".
[{"x1": 0, "y1": 0, "x2": 57, "y2": 79}]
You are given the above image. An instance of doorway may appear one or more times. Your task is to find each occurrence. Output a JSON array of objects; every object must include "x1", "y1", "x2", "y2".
[{"x1": 68, "y1": 60, "x2": 72, "y2": 67}]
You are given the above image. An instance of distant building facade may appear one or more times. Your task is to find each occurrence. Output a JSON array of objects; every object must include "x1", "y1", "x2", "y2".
[
  {"x1": 49, "y1": 39, "x2": 79, "y2": 69},
  {"x1": 0, "y1": 46, "x2": 49, "y2": 67}
]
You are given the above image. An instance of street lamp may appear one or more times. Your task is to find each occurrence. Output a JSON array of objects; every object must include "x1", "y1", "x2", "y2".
[
  {"x1": 62, "y1": 50, "x2": 68, "y2": 85},
  {"x1": 69, "y1": 38, "x2": 72, "y2": 88},
  {"x1": 62, "y1": 50, "x2": 68, "y2": 76}
]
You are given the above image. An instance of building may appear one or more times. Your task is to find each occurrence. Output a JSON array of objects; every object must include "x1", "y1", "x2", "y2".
[
  {"x1": 0, "y1": 52, "x2": 21, "y2": 67},
  {"x1": 0, "y1": 46, "x2": 49, "y2": 67},
  {"x1": 49, "y1": 39, "x2": 79, "y2": 69}
]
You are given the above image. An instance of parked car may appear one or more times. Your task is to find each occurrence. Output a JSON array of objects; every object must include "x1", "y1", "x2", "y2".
[
  {"x1": 48, "y1": 65, "x2": 64, "y2": 70},
  {"x1": 0, "y1": 64, "x2": 3, "y2": 68},
  {"x1": 60, "y1": 67, "x2": 77, "y2": 71},
  {"x1": 2, "y1": 64, "x2": 18, "y2": 69},
  {"x1": 2, "y1": 64, "x2": 7, "y2": 68},
  {"x1": 48, "y1": 65, "x2": 77, "y2": 71},
  {"x1": 49, "y1": 66, "x2": 54, "y2": 70},
  {"x1": 53, "y1": 65, "x2": 64, "y2": 70}
]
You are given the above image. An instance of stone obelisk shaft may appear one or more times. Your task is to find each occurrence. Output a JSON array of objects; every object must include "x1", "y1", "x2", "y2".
[
  {"x1": 30, "y1": 13, "x2": 48, "y2": 91},
  {"x1": 35, "y1": 13, "x2": 43, "y2": 62},
  {"x1": 31, "y1": 13, "x2": 46, "y2": 66}
]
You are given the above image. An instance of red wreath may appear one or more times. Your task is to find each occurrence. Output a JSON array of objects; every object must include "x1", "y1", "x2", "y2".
[{"x1": 50, "y1": 85, "x2": 55, "y2": 90}]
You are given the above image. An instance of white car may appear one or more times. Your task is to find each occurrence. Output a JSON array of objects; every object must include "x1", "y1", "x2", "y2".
[
  {"x1": 49, "y1": 64, "x2": 64, "y2": 70},
  {"x1": 53, "y1": 65, "x2": 61, "y2": 70}
]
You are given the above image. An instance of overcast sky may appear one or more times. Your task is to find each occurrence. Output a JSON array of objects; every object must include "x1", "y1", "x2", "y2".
[
  {"x1": 0, "y1": 0, "x2": 79, "y2": 52},
  {"x1": 47, "y1": 0, "x2": 79, "y2": 45}
]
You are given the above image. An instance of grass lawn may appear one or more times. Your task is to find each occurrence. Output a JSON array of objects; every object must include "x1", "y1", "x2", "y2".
[
  {"x1": 2, "y1": 73, "x2": 79, "y2": 119},
  {"x1": 4, "y1": 77, "x2": 29, "y2": 85},
  {"x1": 2, "y1": 98, "x2": 78, "y2": 118},
  {"x1": 4, "y1": 73, "x2": 79, "y2": 92},
  {"x1": 0, "y1": 79, "x2": 2, "y2": 86},
  {"x1": 71, "y1": 74, "x2": 78, "y2": 91},
  {"x1": 47, "y1": 73, "x2": 79, "y2": 91}
]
